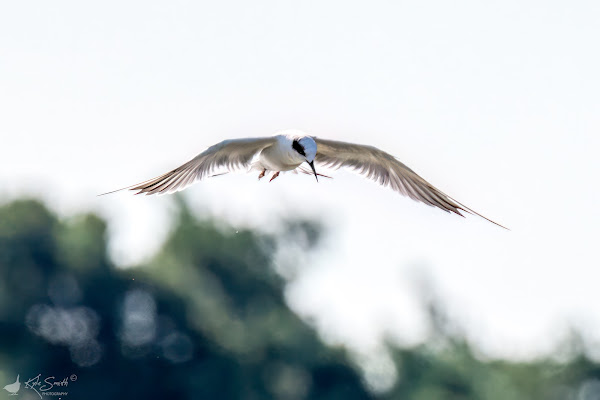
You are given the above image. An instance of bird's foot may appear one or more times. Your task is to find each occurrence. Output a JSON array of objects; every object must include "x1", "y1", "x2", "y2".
[
  {"x1": 269, "y1": 171, "x2": 280, "y2": 182},
  {"x1": 258, "y1": 169, "x2": 266, "y2": 180}
]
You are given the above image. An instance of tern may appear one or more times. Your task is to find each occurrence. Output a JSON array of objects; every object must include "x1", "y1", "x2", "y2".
[{"x1": 102, "y1": 129, "x2": 506, "y2": 229}]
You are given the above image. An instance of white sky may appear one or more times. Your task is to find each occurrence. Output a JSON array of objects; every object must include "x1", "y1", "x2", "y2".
[{"x1": 1, "y1": 0, "x2": 599, "y2": 364}]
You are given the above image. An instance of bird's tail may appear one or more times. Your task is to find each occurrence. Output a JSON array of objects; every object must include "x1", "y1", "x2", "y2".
[{"x1": 296, "y1": 166, "x2": 333, "y2": 179}]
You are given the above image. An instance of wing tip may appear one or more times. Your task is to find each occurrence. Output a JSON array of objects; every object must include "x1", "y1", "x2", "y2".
[
  {"x1": 459, "y1": 206, "x2": 509, "y2": 230},
  {"x1": 97, "y1": 188, "x2": 125, "y2": 197}
]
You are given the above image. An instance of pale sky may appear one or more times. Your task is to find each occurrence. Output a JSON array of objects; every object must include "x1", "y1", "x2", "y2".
[{"x1": 1, "y1": 0, "x2": 599, "y2": 373}]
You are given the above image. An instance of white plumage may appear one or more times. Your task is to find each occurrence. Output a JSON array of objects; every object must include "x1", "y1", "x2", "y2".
[{"x1": 102, "y1": 129, "x2": 506, "y2": 229}]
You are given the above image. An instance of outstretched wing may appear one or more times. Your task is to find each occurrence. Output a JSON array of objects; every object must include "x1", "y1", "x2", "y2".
[
  {"x1": 314, "y1": 137, "x2": 507, "y2": 229},
  {"x1": 101, "y1": 137, "x2": 277, "y2": 196}
]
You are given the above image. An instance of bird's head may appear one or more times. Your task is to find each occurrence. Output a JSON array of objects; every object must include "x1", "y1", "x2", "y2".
[{"x1": 292, "y1": 136, "x2": 319, "y2": 181}]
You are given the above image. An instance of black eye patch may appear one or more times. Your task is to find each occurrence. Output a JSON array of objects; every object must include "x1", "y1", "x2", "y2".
[{"x1": 292, "y1": 139, "x2": 306, "y2": 156}]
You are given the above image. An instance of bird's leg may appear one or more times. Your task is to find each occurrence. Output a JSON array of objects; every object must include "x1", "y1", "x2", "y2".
[
  {"x1": 258, "y1": 169, "x2": 266, "y2": 180},
  {"x1": 269, "y1": 171, "x2": 280, "y2": 182}
]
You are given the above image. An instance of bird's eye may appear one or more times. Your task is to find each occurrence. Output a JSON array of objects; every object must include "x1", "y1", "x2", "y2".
[{"x1": 292, "y1": 140, "x2": 306, "y2": 156}]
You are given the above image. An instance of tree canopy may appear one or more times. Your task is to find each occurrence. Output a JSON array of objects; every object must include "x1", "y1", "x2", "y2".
[{"x1": 0, "y1": 198, "x2": 598, "y2": 400}]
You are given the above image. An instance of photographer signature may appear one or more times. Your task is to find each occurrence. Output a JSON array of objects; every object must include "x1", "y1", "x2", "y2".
[{"x1": 24, "y1": 373, "x2": 77, "y2": 399}]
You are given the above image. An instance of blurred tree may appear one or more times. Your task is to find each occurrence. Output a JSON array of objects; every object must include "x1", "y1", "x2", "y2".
[
  {"x1": 1, "y1": 198, "x2": 600, "y2": 400},
  {"x1": 0, "y1": 198, "x2": 370, "y2": 400}
]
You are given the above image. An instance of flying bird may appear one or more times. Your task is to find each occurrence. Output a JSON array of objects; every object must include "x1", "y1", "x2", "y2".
[
  {"x1": 3, "y1": 375, "x2": 20, "y2": 395},
  {"x1": 102, "y1": 129, "x2": 506, "y2": 229}
]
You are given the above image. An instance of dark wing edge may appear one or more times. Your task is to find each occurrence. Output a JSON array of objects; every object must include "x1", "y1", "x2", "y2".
[
  {"x1": 99, "y1": 137, "x2": 276, "y2": 196},
  {"x1": 314, "y1": 137, "x2": 508, "y2": 230}
]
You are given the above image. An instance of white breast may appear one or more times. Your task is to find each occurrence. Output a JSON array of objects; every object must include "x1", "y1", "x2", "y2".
[{"x1": 257, "y1": 135, "x2": 305, "y2": 171}]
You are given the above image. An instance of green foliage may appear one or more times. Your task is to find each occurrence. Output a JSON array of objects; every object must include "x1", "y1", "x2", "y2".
[
  {"x1": 0, "y1": 199, "x2": 370, "y2": 400},
  {"x1": 0, "y1": 198, "x2": 599, "y2": 400}
]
